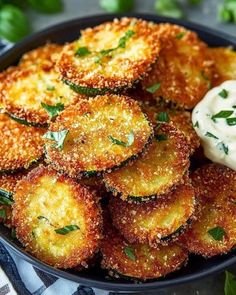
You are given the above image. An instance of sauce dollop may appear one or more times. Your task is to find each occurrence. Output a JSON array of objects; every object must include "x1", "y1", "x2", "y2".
[{"x1": 192, "y1": 80, "x2": 236, "y2": 171}]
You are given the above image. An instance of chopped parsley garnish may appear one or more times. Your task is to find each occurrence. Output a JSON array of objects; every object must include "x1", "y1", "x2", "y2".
[
  {"x1": 194, "y1": 121, "x2": 199, "y2": 128},
  {"x1": 46, "y1": 85, "x2": 55, "y2": 91},
  {"x1": 55, "y1": 225, "x2": 79, "y2": 235},
  {"x1": 211, "y1": 110, "x2": 233, "y2": 121},
  {"x1": 0, "y1": 208, "x2": 6, "y2": 220},
  {"x1": 75, "y1": 46, "x2": 91, "y2": 57},
  {"x1": 146, "y1": 82, "x2": 161, "y2": 94},
  {"x1": 118, "y1": 29, "x2": 135, "y2": 48},
  {"x1": 155, "y1": 134, "x2": 168, "y2": 141},
  {"x1": 226, "y1": 117, "x2": 236, "y2": 126},
  {"x1": 124, "y1": 246, "x2": 136, "y2": 261},
  {"x1": 108, "y1": 130, "x2": 134, "y2": 147},
  {"x1": 43, "y1": 129, "x2": 69, "y2": 150},
  {"x1": 217, "y1": 142, "x2": 229, "y2": 155},
  {"x1": 156, "y1": 112, "x2": 170, "y2": 123},
  {"x1": 176, "y1": 32, "x2": 185, "y2": 39},
  {"x1": 208, "y1": 226, "x2": 226, "y2": 241},
  {"x1": 205, "y1": 132, "x2": 219, "y2": 139},
  {"x1": 0, "y1": 189, "x2": 14, "y2": 205},
  {"x1": 218, "y1": 89, "x2": 228, "y2": 98},
  {"x1": 41, "y1": 102, "x2": 64, "y2": 119}
]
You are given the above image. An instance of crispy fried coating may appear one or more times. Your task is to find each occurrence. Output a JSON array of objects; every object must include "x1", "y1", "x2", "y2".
[
  {"x1": 100, "y1": 224, "x2": 188, "y2": 280},
  {"x1": 45, "y1": 95, "x2": 153, "y2": 178},
  {"x1": 104, "y1": 124, "x2": 190, "y2": 201},
  {"x1": 209, "y1": 47, "x2": 236, "y2": 86},
  {"x1": 142, "y1": 24, "x2": 213, "y2": 109},
  {"x1": 13, "y1": 166, "x2": 102, "y2": 268},
  {"x1": 58, "y1": 18, "x2": 161, "y2": 92},
  {"x1": 109, "y1": 181, "x2": 195, "y2": 246},
  {"x1": 178, "y1": 164, "x2": 236, "y2": 257},
  {"x1": 0, "y1": 114, "x2": 44, "y2": 171}
]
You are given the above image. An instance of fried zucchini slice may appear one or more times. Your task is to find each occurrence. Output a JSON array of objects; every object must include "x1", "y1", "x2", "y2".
[
  {"x1": 1, "y1": 64, "x2": 81, "y2": 126},
  {"x1": 59, "y1": 18, "x2": 161, "y2": 95},
  {"x1": 104, "y1": 124, "x2": 190, "y2": 201},
  {"x1": 45, "y1": 95, "x2": 153, "y2": 178},
  {"x1": 0, "y1": 114, "x2": 44, "y2": 171},
  {"x1": 12, "y1": 166, "x2": 102, "y2": 268},
  {"x1": 142, "y1": 24, "x2": 213, "y2": 109},
  {"x1": 0, "y1": 171, "x2": 27, "y2": 228},
  {"x1": 109, "y1": 182, "x2": 195, "y2": 246},
  {"x1": 101, "y1": 224, "x2": 188, "y2": 280},
  {"x1": 142, "y1": 102, "x2": 200, "y2": 154},
  {"x1": 178, "y1": 164, "x2": 236, "y2": 257},
  {"x1": 209, "y1": 47, "x2": 236, "y2": 86}
]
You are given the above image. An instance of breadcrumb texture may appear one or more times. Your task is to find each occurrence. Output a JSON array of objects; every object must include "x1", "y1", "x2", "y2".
[
  {"x1": 109, "y1": 182, "x2": 195, "y2": 246},
  {"x1": 101, "y1": 224, "x2": 188, "y2": 280},
  {"x1": 142, "y1": 24, "x2": 213, "y2": 109},
  {"x1": 209, "y1": 47, "x2": 236, "y2": 86},
  {"x1": 58, "y1": 17, "x2": 161, "y2": 90},
  {"x1": 12, "y1": 166, "x2": 102, "y2": 268},
  {"x1": 104, "y1": 123, "x2": 190, "y2": 200},
  {"x1": 45, "y1": 95, "x2": 153, "y2": 177},
  {"x1": 178, "y1": 163, "x2": 236, "y2": 257},
  {"x1": 0, "y1": 114, "x2": 44, "y2": 171}
]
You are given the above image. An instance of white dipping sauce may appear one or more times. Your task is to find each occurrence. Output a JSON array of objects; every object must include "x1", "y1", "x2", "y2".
[{"x1": 192, "y1": 80, "x2": 236, "y2": 171}]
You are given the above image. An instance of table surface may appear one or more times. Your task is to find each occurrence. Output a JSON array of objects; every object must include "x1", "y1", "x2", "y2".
[{"x1": 26, "y1": 0, "x2": 236, "y2": 294}]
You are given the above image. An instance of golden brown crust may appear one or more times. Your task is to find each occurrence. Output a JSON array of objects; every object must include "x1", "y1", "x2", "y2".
[
  {"x1": 209, "y1": 47, "x2": 236, "y2": 86},
  {"x1": 45, "y1": 95, "x2": 153, "y2": 177},
  {"x1": 109, "y1": 182, "x2": 195, "y2": 246},
  {"x1": 0, "y1": 114, "x2": 45, "y2": 171},
  {"x1": 12, "y1": 166, "x2": 103, "y2": 268},
  {"x1": 58, "y1": 18, "x2": 161, "y2": 90},
  {"x1": 142, "y1": 24, "x2": 213, "y2": 109},
  {"x1": 178, "y1": 164, "x2": 236, "y2": 257},
  {"x1": 100, "y1": 224, "x2": 188, "y2": 280},
  {"x1": 104, "y1": 124, "x2": 190, "y2": 200}
]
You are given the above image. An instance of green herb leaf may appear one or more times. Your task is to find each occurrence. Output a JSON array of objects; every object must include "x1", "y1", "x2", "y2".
[
  {"x1": 0, "y1": 208, "x2": 6, "y2": 220},
  {"x1": 118, "y1": 30, "x2": 135, "y2": 48},
  {"x1": 224, "y1": 271, "x2": 236, "y2": 295},
  {"x1": 55, "y1": 224, "x2": 79, "y2": 235},
  {"x1": 205, "y1": 132, "x2": 219, "y2": 139},
  {"x1": 226, "y1": 117, "x2": 236, "y2": 126},
  {"x1": 41, "y1": 102, "x2": 64, "y2": 119},
  {"x1": 108, "y1": 130, "x2": 134, "y2": 147},
  {"x1": 46, "y1": 85, "x2": 55, "y2": 91},
  {"x1": 146, "y1": 82, "x2": 161, "y2": 94},
  {"x1": 219, "y1": 89, "x2": 228, "y2": 98},
  {"x1": 208, "y1": 226, "x2": 226, "y2": 241},
  {"x1": 99, "y1": 0, "x2": 134, "y2": 13},
  {"x1": 156, "y1": 112, "x2": 170, "y2": 123},
  {"x1": 211, "y1": 110, "x2": 233, "y2": 121},
  {"x1": 217, "y1": 142, "x2": 229, "y2": 155},
  {"x1": 0, "y1": 4, "x2": 30, "y2": 42},
  {"x1": 124, "y1": 246, "x2": 136, "y2": 261},
  {"x1": 43, "y1": 129, "x2": 69, "y2": 150},
  {"x1": 27, "y1": 0, "x2": 63, "y2": 14},
  {"x1": 0, "y1": 188, "x2": 14, "y2": 205},
  {"x1": 194, "y1": 121, "x2": 199, "y2": 128},
  {"x1": 155, "y1": 0, "x2": 185, "y2": 18},
  {"x1": 219, "y1": 2, "x2": 236, "y2": 24},
  {"x1": 176, "y1": 32, "x2": 185, "y2": 39},
  {"x1": 75, "y1": 46, "x2": 91, "y2": 57},
  {"x1": 155, "y1": 134, "x2": 168, "y2": 141},
  {"x1": 11, "y1": 228, "x2": 16, "y2": 239}
]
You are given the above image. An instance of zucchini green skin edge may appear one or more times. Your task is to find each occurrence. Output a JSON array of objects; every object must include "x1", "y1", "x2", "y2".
[{"x1": 6, "y1": 113, "x2": 48, "y2": 128}]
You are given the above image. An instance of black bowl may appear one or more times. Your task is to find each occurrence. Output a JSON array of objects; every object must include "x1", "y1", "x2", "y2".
[{"x1": 0, "y1": 13, "x2": 236, "y2": 293}]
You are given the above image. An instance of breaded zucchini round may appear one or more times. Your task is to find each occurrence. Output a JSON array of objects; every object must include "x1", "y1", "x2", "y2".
[
  {"x1": 178, "y1": 164, "x2": 236, "y2": 257},
  {"x1": 0, "y1": 171, "x2": 27, "y2": 228},
  {"x1": 142, "y1": 102, "x2": 200, "y2": 154},
  {"x1": 58, "y1": 18, "x2": 161, "y2": 95},
  {"x1": 104, "y1": 124, "x2": 190, "y2": 201},
  {"x1": 101, "y1": 224, "x2": 188, "y2": 280},
  {"x1": 44, "y1": 95, "x2": 153, "y2": 178},
  {"x1": 109, "y1": 182, "x2": 195, "y2": 246},
  {"x1": 1, "y1": 64, "x2": 81, "y2": 125},
  {"x1": 142, "y1": 24, "x2": 213, "y2": 109},
  {"x1": 12, "y1": 166, "x2": 102, "y2": 268},
  {"x1": 0, "y1": 114, "x2": 44, "y2": 171},
  {"x1": 209, "y1": 47, "x2": 236, "y2": 86}
]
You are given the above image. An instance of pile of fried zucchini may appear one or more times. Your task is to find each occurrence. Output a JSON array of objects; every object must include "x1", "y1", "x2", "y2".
[{"x1": 0, "y1": 17, "x2": 236, "y2": 280}]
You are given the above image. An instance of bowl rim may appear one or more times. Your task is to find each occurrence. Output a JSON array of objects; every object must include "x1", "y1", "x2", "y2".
[{"x1": 0, "y1": 12, "x2": 236, "y2": 292}]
